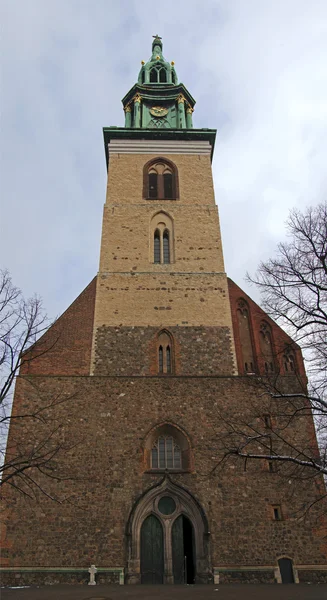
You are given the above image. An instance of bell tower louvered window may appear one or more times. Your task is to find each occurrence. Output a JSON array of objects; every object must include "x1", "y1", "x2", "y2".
[{"x1": 144, "y1": 159, "x2": 178, "y2": 200}]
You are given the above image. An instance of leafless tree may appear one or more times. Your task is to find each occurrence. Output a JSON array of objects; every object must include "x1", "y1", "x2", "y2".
[
  {"x1": 216, "y1": 204, "x2": 327, "y2": 500},
  {"x1": 0, "y1": 269, "x2": 77, "y2": 501}
]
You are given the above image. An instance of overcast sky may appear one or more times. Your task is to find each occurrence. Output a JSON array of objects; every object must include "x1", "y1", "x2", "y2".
[{"x1": 1, "y1": 0, "x2": 327, "y2": 320}]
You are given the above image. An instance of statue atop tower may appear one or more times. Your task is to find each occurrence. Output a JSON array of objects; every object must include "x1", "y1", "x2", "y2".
[{"x1": 122, "y1": 36, "x2": 195, "y2": 129}]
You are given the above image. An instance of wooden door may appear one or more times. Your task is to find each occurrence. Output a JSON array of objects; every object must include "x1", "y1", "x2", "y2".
[
  {"x1": 140, "y1": 515, "x2": 164, "y2": 584},
  {"x1": 278, "y1": 558, "x2": 295, "y2": 583}
]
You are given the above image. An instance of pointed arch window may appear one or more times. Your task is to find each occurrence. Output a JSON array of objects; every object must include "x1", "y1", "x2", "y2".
[
  {"x1": 163, "y1": 230, "x2": 170, "y2": 263},
  {"x1": 236, "y1": 299, "x2": 256, "y2": 374},
  {"x1": 259, "y1": 321, "x2": 275, "y2": 373},
  {"x1": 144, "y1": 158, "x2": 178, "y2": 200},
  {"x1": 151, "y1": 212, "x2": 174, "y2": 265},
  {"x1": 144, "y1": 423, "x2": 192, "y2": 472},
  {"x1": 151, "y1": 436, "x2": 181, "y2": 469},
  {"x1": 154, "y1": 229, "x2": 161, "y2": 263},
  {"x1": 157, "y1": 330, "x2": 174, "y2": 374},
  {"x1": 283, "y1": 347, "x2": 296, "y2": 373}
]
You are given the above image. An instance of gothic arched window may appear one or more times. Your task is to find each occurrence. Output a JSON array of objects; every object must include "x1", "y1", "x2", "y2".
[
  {"x1": 151, "y1": 212, "x2": 174, "y2": 265},
  {"x1": 259, "y1": 321, "x2": 275, "y2": 373},
  {"x1": 151, "y1": 436, "x2": 181, "y2": 469},
  {"x1": 144, "y1": 158, "x2": 178, "y2": 200},
  {"x1": 143, "y1": 423, "x2": 192, "y2": 472},
  {"x1": 157, "y1": 330, "x2": 174, "y2": 374},
  {"x1": 283, "y1": 347, "x2": 296, "y2": 373},
  {"x1": 236, "y1": 298, "x2": 256, "y2": 374}
]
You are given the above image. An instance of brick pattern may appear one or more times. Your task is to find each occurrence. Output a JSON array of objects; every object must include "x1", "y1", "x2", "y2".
[
  {"x1": 21, "y1": 278, "x2": 96, "y2": 376},
  {"x1": 228, "y1": 278, "x2": 306, "y2": 380}
]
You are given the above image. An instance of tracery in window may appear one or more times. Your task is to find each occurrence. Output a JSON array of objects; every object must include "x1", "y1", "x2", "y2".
[
  {"x1": 151, "y1": 212, "x2": 174, "y2": 265},
  {"x1": 143, "y1": 422, "x2": 192, "y2": 472},
  {"x1": 259, "y1": 321, "x2": 275, "y2": 373},
  {"x1": 157, "y1": 330, "x2": 174, "y2": 374},
  {"x1": 144, "y1": 158, "x2": 178, "y2": 200},
  {"x1": 151, "y1": 436, "x2": 181, "y2": 469},
  {"x1": 149, "y1": 66, "x2": 167, "y2": 83},
  {"x1": 236, "y1": 299, "x2": 255, "y2": 374}
]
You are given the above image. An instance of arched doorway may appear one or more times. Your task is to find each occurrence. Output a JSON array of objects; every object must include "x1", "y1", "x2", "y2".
[
  {"x1": 278, "y1": 557, "x2": 295, "y2": 583},
  {"x1": 172, "y1": 514, "x2": 195, "y2": 584},
  {"x1": 140, "y1": 515, "x2": 164, "y2": 584},
  {"x1": 126, "y1": 475, "x2": 210, "y2": 584}
]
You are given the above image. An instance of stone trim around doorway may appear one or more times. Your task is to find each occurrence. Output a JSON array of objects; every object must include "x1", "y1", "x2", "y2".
[{"x1": 126, "y1": 475, "x2": 210, "y2": 584}]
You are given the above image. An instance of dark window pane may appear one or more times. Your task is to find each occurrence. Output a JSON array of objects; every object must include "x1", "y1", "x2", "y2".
[
  {"x1": 150, "y1": 69, "x2": 157, "y2": 83},
  {"x1": 154, "y1": 230, "x2": 161, "y2": 264},
  {"x1": 159, "y1": 437, "x2": 165, "y2": 468},
  {"x1": 166, "y1": 437, "x2": 173, "y2": 468},
  {"x1": 163, "y1": 231, "x2": 170, "y2": 264},
  {"x1": 149, "y1": 173, "x2": 158, "y2": 198},
  {"x1": 166, "y1": 346, "x2": 171, "y2": 373},
  {"x1": 158, "y1": 496, "x2": 176, "y2": 515},
  {"x1": 159, "y1": 345, "x2": 163, "y2": 373},
  {"x1": 151, "y1": 447, "x2": 158, "y2": 469},
  {"x1": 159, "y1": 68, "x2": 166, "y2": 83},
  {"x1": 174, "y1": 445, "x2": 181, "y2": 469},
  {"x1": 163, "y1": 173, "x2": 173, "y2": 199}
]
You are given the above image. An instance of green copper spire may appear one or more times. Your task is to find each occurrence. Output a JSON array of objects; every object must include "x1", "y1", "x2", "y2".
[{"x1": 122, "y1": 36, "x2": 195, "y2": 129}]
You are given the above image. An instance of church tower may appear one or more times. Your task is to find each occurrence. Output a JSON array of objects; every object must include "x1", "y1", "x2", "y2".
[
  {"x1": 91, "y1": 35, "x2": 237, "y2": 379},
  {"x1": 1, "y1": 37, "x2": 326, "y2": 588}
]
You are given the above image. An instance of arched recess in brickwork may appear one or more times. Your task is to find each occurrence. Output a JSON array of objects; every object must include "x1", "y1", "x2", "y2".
[
  {"x1": 125, "y1": 474, "x2": 210, "y2": 584},
  {"x1": 150, "y1": 211, "x2": 174, "y2": 264},
  {"x1": 157, "y1": 329, "x2": 174, "y2": 374},
  {"x1": 259, "y1": 321, "x2": 275, "y2": 374},
  {"x1": 143, "y1": 157, "x2": 179, "y2": 200},
  {"x1": 283, "y1": 345, "x2": 297, "y2": 374},
  {"x1": 236, "y1": 298, "x2": 256, "y2": 374},
  {"x1": 143, "y1": 422, "x2": 193, "y2": 473}
]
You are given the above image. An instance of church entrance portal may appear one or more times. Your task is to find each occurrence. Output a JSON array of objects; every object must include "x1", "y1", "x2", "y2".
[
  {"x1": 172, "y1": 515, "x2": 195, "y2": 584},
  {"x1": 140, "y1": 515, "x2": 164, "y2": 583},
  {"x1": 126, "y1": 476, "x2": 210, "y2": 584}
]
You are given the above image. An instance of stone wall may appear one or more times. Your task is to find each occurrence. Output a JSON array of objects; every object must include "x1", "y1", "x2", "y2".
[{"x1": 2, "y1": 375, "x2": 326, "y2": 577}]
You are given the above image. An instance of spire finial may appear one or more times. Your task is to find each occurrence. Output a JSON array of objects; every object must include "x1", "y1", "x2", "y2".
[{"x1": 152, "y1": 34, "x2": 163, "y2": 55}]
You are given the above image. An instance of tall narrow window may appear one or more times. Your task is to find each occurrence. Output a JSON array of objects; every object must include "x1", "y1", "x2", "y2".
[
  {"x1": 284, "y1": 348, "x2": 296, "y2": 373},
  {"x1": 158, "y1": 346, "x2": 163, "y2": 373},
  {"x1": 166, "y1": 346, "x2": 171, "y2": 373},
  {"x1": 236, "y1": 299, "x2": 255, "y2": 374},
  {"x1": 156, "y1": 330, "x2": 174, "y2": 374},
  {"x1": 159, "y1": 68, "x2": 166, "y2": 83},
  {"x1": 163, "y1": 172, "x2": 173, "y2": 199},
  {"x1": 163, "y1": 230, "x2": 170, "y2": 264},
  {"x1": 149, "y1": 171, "x2": 158, "y2": 198},
  {"x1": 260, "y1": 322, "x2": 275, "y2": 374},
  {"x1": 150, "y1": 68, "x2": 157, "y2": 83},
  {"x1": 154, "y1": 229, "x2": 161, "y2": 263},
  {"x1": 144, "y1": 159, "x2": 178, "y2": 200},
  {"x1": 151, "y1": 212, "x2": 174, "y2": 265}
]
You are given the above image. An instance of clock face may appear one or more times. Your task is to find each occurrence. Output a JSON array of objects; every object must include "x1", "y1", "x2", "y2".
[{"x1": 150, "y1": 106, "x2": 169, "y2": 118}]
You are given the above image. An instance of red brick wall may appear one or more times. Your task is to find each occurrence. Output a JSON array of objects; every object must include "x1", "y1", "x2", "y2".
[
  {"x1": 227, "y1": 278, "x2": 306, "y2": 380},
  {"x1": 20, "y1": 278, "x2": 96, "y2": 376}
]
